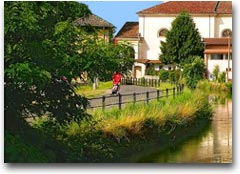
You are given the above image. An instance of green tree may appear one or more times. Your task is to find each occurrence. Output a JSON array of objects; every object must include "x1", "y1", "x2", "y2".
[
  {"x1": 159, "y1": 12, "x2": 204, "y2": 68},
  {"x1": 80, "y1": 38, "x2": 134, "y2": 89},
  {"x1": 159, "y1": 69, "x2": 169, "y2": 82},
  {"x1": 4, "y1": 1, "x2": 134, "y2": 162},
  {"x1": 183, "y1": 57, "x2": 205, "y2": 89},
  {"x1": 4, "y1": 1, "x2": 92, "y2": 132}
]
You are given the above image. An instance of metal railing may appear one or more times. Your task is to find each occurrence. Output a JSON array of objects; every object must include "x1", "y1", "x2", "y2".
[
  {"x1": 88, "y1": 84, "x2": 184, "y2": 111},
  {"x1": 121, "y1": 77, "x2": 178, "y2": 87}
]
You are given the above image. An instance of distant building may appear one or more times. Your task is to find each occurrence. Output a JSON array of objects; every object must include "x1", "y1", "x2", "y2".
[
  {"x1": 74, "y1": 13, "x2": 115, "y2": 84},
  {"x1": 75, "y1": 13, "x2": 115, "y2": 42},
  {"x1": 115, "y1": 1, "x2": 232, "y2": 80}
]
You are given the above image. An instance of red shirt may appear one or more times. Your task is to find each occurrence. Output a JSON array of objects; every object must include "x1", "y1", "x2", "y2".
[{"x1": 112, "y1": 73, "x2": 122, "y2": 85}]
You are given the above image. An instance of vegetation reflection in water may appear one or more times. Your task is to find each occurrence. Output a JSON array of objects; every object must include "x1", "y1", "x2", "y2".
[{"x1": 137, "y1": 93, "x2": 232, "y2": 163}]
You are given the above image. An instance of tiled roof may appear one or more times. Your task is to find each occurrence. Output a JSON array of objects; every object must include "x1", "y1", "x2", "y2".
[
  {"x1": 215, "y1": 1, "x2": 232, "y2": 14},
  {"x1": 115, "y1": 22, "x2": 139, "y2": 38},
  {"x1": 137, "y1": 1, "x2": 232, "y2": 15},
  {"x1": 203, "y1": 37, "x2": 232, "y2": 46},
  {"x1": 74, "y1": 14, "x2": 114, "y2": 28}
]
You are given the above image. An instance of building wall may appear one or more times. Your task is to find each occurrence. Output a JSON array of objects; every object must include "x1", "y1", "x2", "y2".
[
  {"x1": 139, "y1": 16, "x2": 173, "y2": 59},
  {"x1": 134, "y1": 62, "x2": 146, "y2": 78},
  {"x1": 97, "y1": 28, "x2": 112, "y2": 42},
  {"x1": 138, "y1": 15, "x2": 232, "y2": 60},
  {"x1": 194, "y1": 16, "x2": 214, "y2": 38},
  {"x1": 214, "y1": 16, "x2": 232, "y2": 37},
  {"x1": 116, "y1": 39, "x2": 139, "y2": 59},
  {"x1": 208, "y1": 59, "x2": 232, "y2": 79}
]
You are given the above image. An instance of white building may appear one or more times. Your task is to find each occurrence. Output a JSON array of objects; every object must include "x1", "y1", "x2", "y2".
[{"x1": 115, "y1": 1, "x2": 232, "y2": 80}]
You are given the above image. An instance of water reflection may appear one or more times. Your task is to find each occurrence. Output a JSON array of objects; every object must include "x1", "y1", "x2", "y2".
[{"x1": 137, "y1": 98, "x2": 232, "y2": 163}]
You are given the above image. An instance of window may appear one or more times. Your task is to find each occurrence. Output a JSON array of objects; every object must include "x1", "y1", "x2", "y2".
[
  {"x1": 211, "y1": 54, "x2": 223, "y2": 60},
  {"x1": 158, "y1": 28, "x2": 168, "y2": 37},
  {"x1": 222, "y1": 29, "x2": 232, "y2": 37}
]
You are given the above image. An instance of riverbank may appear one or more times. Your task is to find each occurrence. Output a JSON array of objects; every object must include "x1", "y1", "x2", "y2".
[
  {"x1": 6, "y1": 89, "x2": 213, "y2": 162},
  {"x1": 54, "y1": 89, "x2": 213, "y2": 162}
]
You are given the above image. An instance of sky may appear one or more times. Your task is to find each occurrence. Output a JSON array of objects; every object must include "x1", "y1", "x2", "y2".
[{"x1": 80, "y1": 1, "x2": 162, "y2": 35}]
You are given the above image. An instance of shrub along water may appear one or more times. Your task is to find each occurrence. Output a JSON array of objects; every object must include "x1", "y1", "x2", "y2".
[
  {"x1": 26, "y1": 89, "x2": 213, "y2": 162},
  {"x1": 33, "y1": 89, "x2": 212, "y2": 162},
  {"x1": 91, "y1": 89, "x2": 212, "y2": 138},
  {"x1": 197, "y1": 79, "x2": 232, "y2": 93}
]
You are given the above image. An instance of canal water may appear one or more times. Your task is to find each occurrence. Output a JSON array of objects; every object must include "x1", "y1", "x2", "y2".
[{"x1": 137, "y1": 97, "x2": 232, "y2": 163}]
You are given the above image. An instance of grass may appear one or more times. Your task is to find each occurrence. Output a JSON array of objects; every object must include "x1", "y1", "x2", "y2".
[
  {"x1": 197, "y1": 79, "x2": 232, "y2": 93},
  {"x1": 158, "y1": 82, "x2": 176, "y2": 90},
  {"x1": 67, "y1": 89, "x2": 212, "y2": 139},
  {"x1": 25, "y1": 88, "x2": 213, "y2": 162},
  {"x1": 74, "y1": 81, "x2": 112, "y2": 98}
]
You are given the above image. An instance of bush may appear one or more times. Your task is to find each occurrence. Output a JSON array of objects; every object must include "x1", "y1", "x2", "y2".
[
  {"x1": 183, "y1": 57, "x2": 205, "y2": 89},
  {"x1": 146, "y1": 64, "x2": 158, "y2": 75},
  {"x1": 159, "y1": 69, "x2": 169, "y2": 81},
  {"x1": 4, "y1": 131, "x2": 49, "y2": 162},
  {"x1": 225, "y1": 82, "x2": 232, "y2": 93},
  {"x1": 169, "y1": 70, "x2": 181, "y2": 83},
  {"x1": 218, "y1": 72, "x2": 226, "y2": 83},
  {"x1": 213, "y1": 65, "x2": 220, "y2": 81}
]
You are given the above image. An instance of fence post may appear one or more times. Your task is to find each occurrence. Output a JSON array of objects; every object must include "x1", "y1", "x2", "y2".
[
  {"x1": 118, "y1": 93, "x2": 122, "y2": 110},
  {"x1": 166, "y1": 88, "x2": 169, "y2": 98},
  {"x1": 173, "y1": 87, "x2": 175, "y2": 98},
  {"x1": 133, "y1": 92, "x2": 136, "y2": 105},
  {"x1": 179, "y1": 84, "x2": 181, "y2": 92},
  {"x1": 176, "y1": 84, "x2": 179, "y2": 95},
  {"x1": 146, "y1": 91, "x2": 149, "y2": 104},
  {"x1": 102, "y1": 96, "x2": 105, "y2": 111},
  {"x1": 157, "y1": 90, "x2": 160, "y2": 101}
]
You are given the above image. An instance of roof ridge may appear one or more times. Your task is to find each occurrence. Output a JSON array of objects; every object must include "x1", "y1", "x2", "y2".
[
  {"x1": 137, "y1": 1, "x2": 232, "y2": 15},
  {"x1": 74, "y1": 13, "x2": 115, "y2": 28}
]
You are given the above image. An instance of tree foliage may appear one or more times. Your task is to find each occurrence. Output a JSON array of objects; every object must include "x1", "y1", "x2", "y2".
[
  {"x1": 4, "y1": 1, "x2": 92, "y2": 132},
  {"x1": 159, "y1": 69, "x2": 169, "y2": 81},
  {"x1": 80, "y1": 38, "x2": 134, "y2": 82},
  {"x1": 4, "y1": 1, "x2": 135, "y2": 162},
  {"x1": 5, "y1": 1, "x2": 135, "y2": 130},
  {"x1": 159, "y1": 12, "x2": 204, "y2": 67},
  {"x1": 183, "y1": 57, "x2": 205, "y2": 89}
]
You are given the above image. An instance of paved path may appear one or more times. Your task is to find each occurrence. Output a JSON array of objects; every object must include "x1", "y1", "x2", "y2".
[{"x1": 88, "y1": 85, "x2": 161, "y2": 110}]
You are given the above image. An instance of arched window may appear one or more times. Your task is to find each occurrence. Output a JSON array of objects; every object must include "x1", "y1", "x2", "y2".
[
  {"x1": 222, "y1": 29, "x2": 232, "y2": 37},
  {"x1": 158, "y1": 28, "x2": 168, "y2": 37}
]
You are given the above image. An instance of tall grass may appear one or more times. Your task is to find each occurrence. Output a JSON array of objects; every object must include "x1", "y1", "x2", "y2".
[
  {"x1": 27, "y1": 88, "x2": 213, "y2": 162},
  {"x1": 65, "y1": 89, "x2": 212, "y2": 139},
  {"x1": 197, "y1": 79, "x2": 232, "y2": 92}
]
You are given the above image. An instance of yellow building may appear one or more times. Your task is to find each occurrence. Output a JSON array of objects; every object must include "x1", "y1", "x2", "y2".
[{"x1": 74, "y1": 13, "x2": 115, "y2": 42}]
